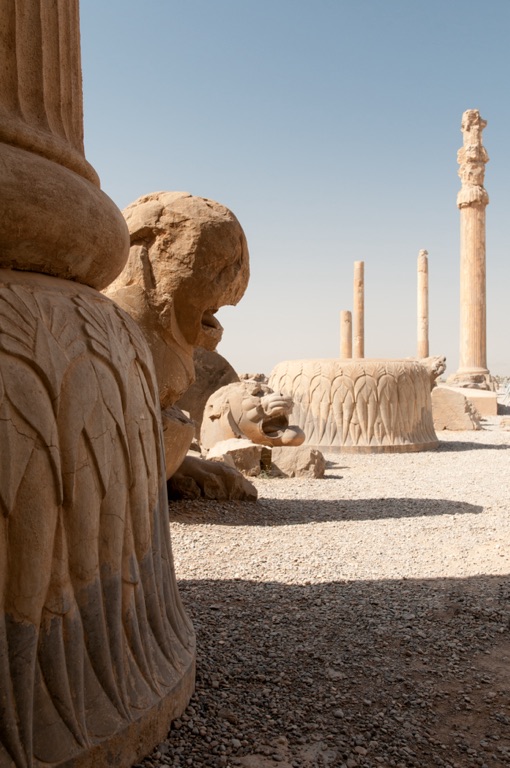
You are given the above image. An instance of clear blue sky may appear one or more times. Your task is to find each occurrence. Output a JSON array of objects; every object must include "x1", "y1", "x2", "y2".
[{"x1": 80, "y1": 1, "x2": 510, "y2": 376}]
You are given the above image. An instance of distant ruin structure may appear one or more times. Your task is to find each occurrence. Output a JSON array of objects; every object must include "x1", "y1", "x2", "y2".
[
  {"x1": 0, "y1": 3, "x2": 195, "y2": 766},
  {"x1": 269, "y1": 359, "x2": 438, "y2": 453},
  {"x1": 417, "y1": 250, "x2": 429, "y2": 358},
  {"x1": 353, "y1": 261, "x2": 365, "y2": 358},
  {"x1": 448, "y1": 109, "x2": 492, "y2": 389},
  {"x1": 340, "y1": 310, "x2": 353, "y2": 358}
]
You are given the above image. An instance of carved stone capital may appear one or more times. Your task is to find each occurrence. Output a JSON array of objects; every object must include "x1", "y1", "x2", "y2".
[{"x1": 457, "y1": 109, "x2": 489, "y2": 210}]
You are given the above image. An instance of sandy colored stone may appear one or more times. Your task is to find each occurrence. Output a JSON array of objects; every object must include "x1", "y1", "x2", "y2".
[
  {"x1": 353, "y1": 261, "x2": 365, "y2": 358},
  {"x1": 432, "y1": 386, "x2": 481, "y2": 430},
  {"x1": 104, "y1": 191, "x2": 250, "y2": 480},
  {"x1": 0, "y1": 3, "x2": 128, "y2": 288},
  {"x1": 271, "y1": 445, "x2": 326, "y2": 478},
  {"x1": 0, "y1": 271, "x2": 195, "y2": 768},
  {"x1": 448, "y1": 109, "x2": 492, "y2": 390},
  {"x1": 411, "y1": 355, "x2": 446, "y2": 388},
  {"x1": 0, "y1": 7, "x2": 194, "y2": 766},
  {"x1": 269, "y1": 358, "x2": 438, "y2": 453},
  {"x1": 167, "y1": 454, "x2": 257, "y2": 501},
  {"x1": 207, "y1": 439, "x2": 264, "y2": 476},
  {"x1": 417, "y1": 249, "x2": 429, "y2": 358},
  {"x1": 443, "y1": 385, "x2": 498, "y2": 417},
  {"x1": 161, "y1": 406, "x2": 197, "y2": 479},
  {"x1": 340, "y1": 309, "x2": 353, "y2": 359},
  {"x1": 105, "y1": 191, "x2": 249, "y2": 409},
  {"x1": 177, "y1": 348, "x2": 240, "y2": 438},
  {"x1": 201, "y1": 380, "x2": 305, "y2": 451}
]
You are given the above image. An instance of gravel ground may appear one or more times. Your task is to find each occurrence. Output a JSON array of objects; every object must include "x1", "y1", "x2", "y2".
[{"x1": 137, "y1": 416, "x2": 510, "y2": 768}]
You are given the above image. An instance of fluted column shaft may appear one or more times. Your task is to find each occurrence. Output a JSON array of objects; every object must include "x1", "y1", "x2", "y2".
[
  {"x1": 0, "y1": 0, "x2": 96, "y2": 182},
  {"x1": 353, "y1": 260, "x2": 364, "y2": 358},
  {"x1": 459, "y1": 204, "x2": 487, "y2": 371},
  {"x1": 340, "y1": 310, "x2": 352, "y2": 358},
  {"x1": 417, "y1": 250, "x2": 429, "y2": 358},
  {"x1": 0, "y1": 0, "x2": 128, "y2": 288},
  {"x1": 449, "y1": 109, "x2": 491, "y2": 388}
]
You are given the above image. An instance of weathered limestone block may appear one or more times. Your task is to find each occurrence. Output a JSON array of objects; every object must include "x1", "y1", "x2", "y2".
[
  {"x1": 104, "y1": 191, "x2": 250, "y2": 479},
  {"x1": 177, "y1": 348, "x2": 240, "y2": 438},
  {"x1": 442, "y1": 385, "x2": 498, "y2": 417},
  {"x1": 201, "y1": 380, "x2": 305, "y2": 451},
  {"x1": 431, "y1": 387, "x2": 481, "y2": 431},
  {"x1": 0, "y1": 271, "x2": 195, "y2": 768},
  {"x1": 269, "y1": 359, "x2": 439, "y2": 453},
  {"x1": 167, "y1": 454, "x2": 257, "y2": 500},
  {"x1": 271, "y1": 446, "x2": 326, "y2": 478},
  {"x1": 206, "y1": 439, "x2": 264, "y2": 476}
]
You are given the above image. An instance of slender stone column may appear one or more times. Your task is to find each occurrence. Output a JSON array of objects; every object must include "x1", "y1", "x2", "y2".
[
  {"x1": 353, "y1": 261, "x2": 365, "y2": 358},
  {"x1": 340, "y1": 310, "x2": 353, "y2": 358},
  {"x1": 448, "y1": 109, "x2": 492, "y2": 389},
  {"x1": 417, "y1": 249, "x2": 429, "y2": 358}
]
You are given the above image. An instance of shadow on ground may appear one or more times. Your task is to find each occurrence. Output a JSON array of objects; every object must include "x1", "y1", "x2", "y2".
[
  {"x1": 437, "y1": 440, "x2": 510, "y2": 452},
  {"x1": 169, "y1": 496, "x2": 483, "y2": 527},
  {"x1": 159, "y1": 574, "x2": 510, "y2": 768}
]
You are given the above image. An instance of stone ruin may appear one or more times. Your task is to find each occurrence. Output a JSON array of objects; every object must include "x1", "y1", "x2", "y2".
[
  {"x1": 103, "y1": 191, "x2": 249, "y2": 472},
  {"x1": 269, "y1": 359, "x2": 439, "y2": 453},
  {"x1": 200, "y1": 380, "x2": 305, "y2": 451},
  {"x1": 0, "y1": 5, "x2": 195, "y2": 767},
  {"x1": 104, "y1": 191, "x2": 259, "y2": 502}
]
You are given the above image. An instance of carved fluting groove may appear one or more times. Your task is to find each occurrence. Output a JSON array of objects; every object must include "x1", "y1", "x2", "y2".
[
  {"x1": 0, "y1": 0, "x2": 97, "y2": 183},
  {"x1": 0, "y1": 272, "x2": 195, "y2": 768},
  {"x1": 448, "y1": 109, "x2": 492, "y2": 388},
  {"x1": 417, "y1": 250, "x2": 429, "y2": 359},
  {"x1": 269, "y1": 359, "x2": 438, "y2": 453},
  {"x1": 0, "y1": 0, "x2": 129, "y2": 289}
]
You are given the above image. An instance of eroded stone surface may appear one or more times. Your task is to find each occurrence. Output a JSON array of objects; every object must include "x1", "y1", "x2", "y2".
[
  {"x1": 167, "y1": 454, "x2": 257, "y2": 500},
  {"x1": 105, "y1": 191, "x2": 249, "y2": 410},
  {"x1": 0, "y1": 271, "x2": 195, "y2": 768},
  {"x1": 104, "y1": 191, "x2": 250, "y2": 481},
  {"x1": 177, "y1": 348, "x2": 240, "y2": 438},
  {"x1": 269, "y1": 359, "x2": 438, "y2": 453},
  {"x1": 207, "y1": 439, "x2": 264, "y2": 476},
  {"x1": 0, "y1": 6, "x2": 195, "y2": 765},
  {"x1": 432, "y1": 386, "x2": 481, "y2": 431},
  {"x1": 448, "y1": 109, "x2": 492, "y2": 390},
  {"x1": 0, "y1": 3, "x2": 128, "y2": 288},
  {"x1": 201, "y1": 380, "x2": 305, "y2": 451},
  {"x1": 270, "y1": 446, "x2": 326, "y2": 478}
]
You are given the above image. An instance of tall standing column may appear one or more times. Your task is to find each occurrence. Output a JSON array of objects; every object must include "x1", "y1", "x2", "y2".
[
  {"x1": 353, "y1": 260, "x2": 365, "y2": 358},
  {"x1": 340, "y1": 310, "x2": 353, "y2": 358},
  {"x1": 448, "y1": 110, "x2": 492, "y2": 389},
  {"x1": 417, "y1": 249, "x2": 429, "y2": 358}
]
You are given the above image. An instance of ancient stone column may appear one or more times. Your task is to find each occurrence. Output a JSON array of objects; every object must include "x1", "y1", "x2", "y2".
[
  {"x1": 0, "y1": 4, "x2": 195, "y2": 767},
  {"x1": 340, "y1": 310, "x2": 353, "y2": 358},
  {"x1": 353, "y1": 261, "x2": 365, "y2": 358},
  {"x1": 448, "y1": 109, "x2": 492, "y2": 389},
  {"x1": 417, "y1": 250, "x2": 429, "y2": 358}
]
